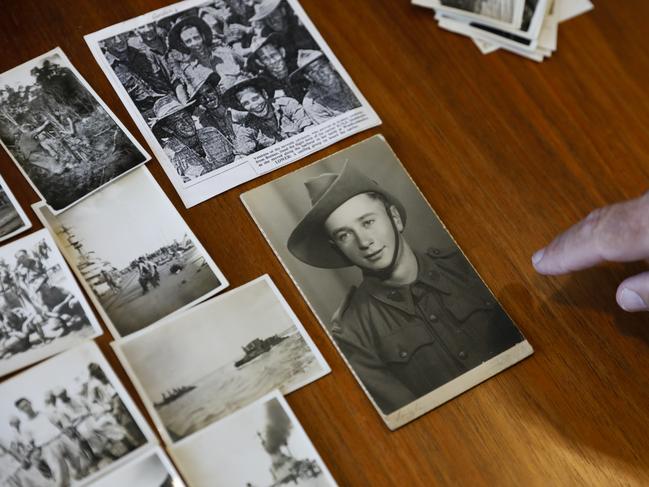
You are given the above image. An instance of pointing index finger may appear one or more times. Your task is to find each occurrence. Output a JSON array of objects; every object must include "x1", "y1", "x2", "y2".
[{"x1": 533, "y1": 192, "x2": 649, "y2": 275}]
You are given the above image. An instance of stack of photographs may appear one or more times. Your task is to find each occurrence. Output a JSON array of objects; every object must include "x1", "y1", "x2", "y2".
[
  {"x1": 0, "y1": 342, "x2": 156, "y2": 487},
  {"x1": 241, "y1": 135, "x2": 533, "y2": 429},
  {"x1": 85, "y1": 0, "x2": 381, "y2": 208},
  {"x1": 413, "y1": 0, "x2": 594, "y2": 61},
  {"x1": 111, "y1": 275, "x2": 333, "y2": 483}
]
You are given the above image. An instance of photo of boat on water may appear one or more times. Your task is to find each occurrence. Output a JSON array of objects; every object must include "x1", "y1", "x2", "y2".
[{"x1": 114, "y1": 276, "x2": 330, "y2": 444}]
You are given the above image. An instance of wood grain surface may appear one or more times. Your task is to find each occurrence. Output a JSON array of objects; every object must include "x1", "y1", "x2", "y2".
[{"x1": 1, "y1": 1, "x2": 648, "y2": 485}]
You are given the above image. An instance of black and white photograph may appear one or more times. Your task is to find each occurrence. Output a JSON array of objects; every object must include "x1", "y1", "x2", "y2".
[
  {"x1": 34, "y1": 167, "x2": 228, "y2": 339},
  {"x1": 85, "y1": 0, "x2": 380, "y2": 208},
  {"x1": 114, "y1": 275, "x2": 329, "y2": 444},
  {"x1": 0, "y1": 48, "x2": 150, "y2": 213},
  {"x1": 0, "y1": 341, "x2": 154, "y2": 487},
  {"x1": 170, "y1": 391, "x2": 337, "y2": 487},
  {"x1": 91, "y1": 446, "x2": 185, "y2": 487},
  {"x1": 0, "y1": 229, "x2": 102, "y2": 378},
  {"x1": 241, "y1": 135, "x2": 533, "y2": 429},
  {"x1": 414, "y1": 0, "x2": 525, "y2": 29},
  {"x1": 0, "y1": 174, "x2": 31, "y2": 244},
  {"x1": 436, "y1": 0, "x2": 549, "y2": 53}
]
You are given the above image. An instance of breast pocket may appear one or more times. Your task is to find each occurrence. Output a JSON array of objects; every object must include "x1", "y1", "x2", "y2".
[{"x1": 378, "y1": 324, "x2": 436, "y2": 365}]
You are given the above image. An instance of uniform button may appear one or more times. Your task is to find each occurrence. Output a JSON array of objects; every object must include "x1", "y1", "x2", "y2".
[
  {"x1": 428, "y1": 314, "x2": 438, "y2": 322},
  {"x1": 387, "y1": 290, "x2": 402, "y2": 301},
  {"x1": 432, "y1": 248, "x2": 441, "y2": 255},
  {"x1": 427, "y1": 270, "x2": 440, "y2": 281},
  {"x1": 458, "y1": 351, "x2": 468, "y2": 360},
  {"x1": 399, "y1": 351, "x2": 408, "y2": 359}
]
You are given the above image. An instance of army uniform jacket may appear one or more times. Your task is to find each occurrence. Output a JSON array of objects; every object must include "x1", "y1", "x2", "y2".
[{"x1": 332, "y1": 248, "x2": 523, "y2": 415}]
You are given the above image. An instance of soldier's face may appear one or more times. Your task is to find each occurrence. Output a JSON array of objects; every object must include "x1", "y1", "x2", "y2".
[
  {"x1": 236, "y1": 87, "x2": 270, "y2": 116},
  {"x1": 304, "y1": 59, "x2": 337, "y2": 88},
  {"x1": 198, "y1": 84, "x2": 220, "y2": 109},
  {"x1": 107, "y1": 35, "x2": 129, "y2": 54},
  {"x1": 137, "y1": 24, "x2": 158, "y2": 42},
  {"x1": 16, "y1": 400, "x2": 34, "y2": 416},
  {"x1": 257, "y1": 44, "x2": 288, "y2": 79},
  {"x1": 181, "y1": 26, "x2": 205, "y2": 52},
  {"x1": 325, "y1": 194, "x2": 403, "y2": 271},
  {"x1": 265, "y1": 6, "x2": 287, "y2": 32},
  {"x1": 167, "y1": 111, "x2": 197, "y2": 138}
]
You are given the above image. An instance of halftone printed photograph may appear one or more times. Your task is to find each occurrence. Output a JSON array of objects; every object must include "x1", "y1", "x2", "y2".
[
  {"x1": 242, "y1": 135, "x2": 533, "y2": 429},
  {"x1": 414, "y1": 0, "x2": 525, "y2": 29},
  {"x1": 0, "y1": 342, "x2": 154, "y2": 487},
  {"x1": 170, "y1": 392, "x2": 338, "y2": 487},
  {"x1": 85, "y1": 0, "x2": 380, "y2": 208},
  {"x1": 0, "y1": 48, "x2": 149, "y2": 213},
  {"x1": 114, "y1": 275, "x2": 329, "y2": 444},
  {"x1": 34, "y1": 167, "x2": 228, "y2": 338}
]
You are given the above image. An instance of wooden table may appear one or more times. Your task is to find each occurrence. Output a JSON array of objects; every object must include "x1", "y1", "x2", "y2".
[{"x1": 1, "y1": 1, "x2": 648, "y2": 485}]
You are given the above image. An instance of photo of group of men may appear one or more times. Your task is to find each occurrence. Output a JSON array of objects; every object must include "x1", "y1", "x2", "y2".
[
  {"x1": 0, "y1": 231, "x2": 100, "y2": 377},
  {"x1": 0, "y1": 349, "x2": 148, "y2": 487},
  {"x1": 96, "y1": 0, "x2": 362, "y2": 183}
]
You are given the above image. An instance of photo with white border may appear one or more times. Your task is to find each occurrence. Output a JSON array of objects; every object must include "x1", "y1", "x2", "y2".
[
  {"x1": 0, "y1": 229, "x2": 102, "y2": 378},
  {"x1": 170, "y1": 391, "x2": 338, "y2": 487},
  {"x1": 90, "y1": 445, "x2": 185, "y2": 487},
  {"x1": 33, "y1": 167, "x2": 228, "y2": 339},
  {"x1": 0, "y1": 341, "x2": 155, "y2": 487},
  {"x1": 0, "y1": 174, "x2": 31, "y2": 244},
  {"x1": 114, "y1": 275, "x2": 329, "y2": 444},
  {"x1": 241, "y1": 134, "x2": 533, "y2": 430},
  {"x1": 85, "y1": 0, "x2": 381, "y2": 208},
  {"x1": 0, "y1": 48, "x2": 150, "y2": 214}
]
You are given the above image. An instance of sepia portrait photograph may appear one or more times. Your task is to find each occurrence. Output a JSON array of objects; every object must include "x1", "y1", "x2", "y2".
[
  {"x1": 242, "y1": 135, "x2": 533, "y2": 429},
  {"x1": 0, "y1": 174, "x2": 31, "y2": 244},
  {"x1": 414, "y1": 0, "x2": 525, "y2": 29},
  {"x1": 0, "y1": 48, "x2": 150, "y2": 213},
  {"x1": 0, "y1": 229, "x2": 102, "y2": 378},
  {"x1": 114, "y1": 275, "x2": 329, "y2": 443},
  {"x1": 170, "y1": 391, "x2": 337, "y2": 487},
  {"x1": 91, "y1": 446, "x2": 184, "y2": 487},
  {"x1": 34, "y1": 167, "x2": 228, "y2": 339},
  {"x1": 0, "y1": 342, "x2": 154, "y2": 487},
  {"x1": 85, "y1": 0, "x2": 380, "y2": 208}
]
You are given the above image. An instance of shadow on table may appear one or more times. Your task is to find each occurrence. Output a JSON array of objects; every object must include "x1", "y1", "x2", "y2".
[
  {"x1": 546, "y1": 262, "x2": 649, "y2": 344},
  {"x1": 499, "y1": 265, "x2": 649, "y2": 480}
]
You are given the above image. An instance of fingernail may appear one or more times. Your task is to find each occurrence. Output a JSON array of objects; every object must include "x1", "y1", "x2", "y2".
[
  {"x1": 532, "y1": 248, "x2": 545, "y2": 267},
  {"x1": 619, "y1": 289, "x2": 647, "y2": 312}
]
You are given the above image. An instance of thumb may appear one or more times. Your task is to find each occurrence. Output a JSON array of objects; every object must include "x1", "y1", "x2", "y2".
[{"x1": 617, "y1": 271, "x2": 649, "y2": 312}]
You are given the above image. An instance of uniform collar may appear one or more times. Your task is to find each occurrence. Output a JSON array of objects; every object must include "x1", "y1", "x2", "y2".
[{"x1": 359, "y1": 250, "x2": 454, "y2": 315}]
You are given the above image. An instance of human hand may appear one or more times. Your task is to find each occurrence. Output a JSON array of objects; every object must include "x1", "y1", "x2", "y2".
[{"x1": 532, "y1": 192, "x2": 649, "y2": 312}]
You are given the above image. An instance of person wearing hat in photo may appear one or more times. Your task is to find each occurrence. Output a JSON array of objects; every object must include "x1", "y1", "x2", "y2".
[
  {"x1": 188, "y1": 71, "x2": 237, "y2": 146},
  {"x1": 290, "y1": 50, "x2": 361, "y2": 124},
  {"x1": 103, "y1": 34, "x2": 167, "y2": 115},
  {"x1": 245, "y1": 33, "x2": 305, "y2": 100},
  {"x1": 287, "y1": 162, "x2": 524, "y2": 415},
  {"x1": 249, "y1": 0, "x2": 317, "y2": 69},
  {"x1": 151, "y1": 94, "x2": 235, "y2": 182},
  {"x1": 167, "y1": 15, "x2": 245, "y2": 104},
  {"x1": 222, "y1": 74, "x2": 313, "y2": 155}
]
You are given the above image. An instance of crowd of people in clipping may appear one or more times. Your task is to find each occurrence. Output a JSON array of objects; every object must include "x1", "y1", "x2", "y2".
[
  {"x1": 0, "y1": 363, "x2": 145, "y2": 487},
  {"x1": 100, "y1": 0, "x2": 362, "y2": 182},
  {"x1": 0, "y1": 241, "x2": 90, "y2": 360}
]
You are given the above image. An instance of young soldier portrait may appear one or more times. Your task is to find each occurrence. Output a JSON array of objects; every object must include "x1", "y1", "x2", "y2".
[{"x1": 236, "y1": 137, "x2": 533, "y2": 419}]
